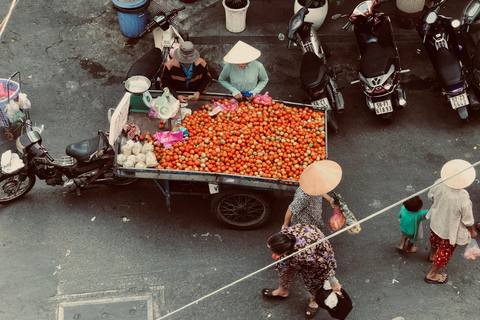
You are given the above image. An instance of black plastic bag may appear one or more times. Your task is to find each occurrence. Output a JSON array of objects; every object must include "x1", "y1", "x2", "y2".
[{"x1": 315, "y1": 287, "x2": 353, "y2": 319}]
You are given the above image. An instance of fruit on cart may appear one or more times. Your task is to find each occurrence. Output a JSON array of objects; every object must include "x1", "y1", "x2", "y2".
[{"x1": 154, "y1": 100, "x2": 327, "y2": 181}]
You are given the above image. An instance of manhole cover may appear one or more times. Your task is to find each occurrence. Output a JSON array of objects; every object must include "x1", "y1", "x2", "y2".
[{"x1": 58, "y1": 296, "x2": 153, "y2": 320}]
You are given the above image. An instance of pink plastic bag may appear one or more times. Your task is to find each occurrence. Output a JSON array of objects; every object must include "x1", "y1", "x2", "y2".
[
  {"x1": 328, "y1": 208, "x2": 346, "y2": 232},
  {"x1": 253, "y1": 92, "x2": 273, "y2": 105},
  {"x1": 463, "y1": 239, "x2": 480, "y2": 260},
  {"x1": 153, "y1": 131, "x2": 184, "y2": 149}
]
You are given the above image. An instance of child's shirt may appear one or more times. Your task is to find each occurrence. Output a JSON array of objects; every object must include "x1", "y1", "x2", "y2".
[{"x1": 398, "y1": 206, "x2": 428, "y2": 243}]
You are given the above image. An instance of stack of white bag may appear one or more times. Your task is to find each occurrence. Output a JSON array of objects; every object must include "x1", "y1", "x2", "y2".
[{"x1": 117, "y1": 140, "x2": 158, "y2": 168}]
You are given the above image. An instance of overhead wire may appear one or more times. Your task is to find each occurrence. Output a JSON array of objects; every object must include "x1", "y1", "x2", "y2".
[
  {"x1": 0, "y1": 0, "x2": 19, "y2": 39},
  {"x1": 159, "y1": 160, "x2": 480, "y2": 319}
]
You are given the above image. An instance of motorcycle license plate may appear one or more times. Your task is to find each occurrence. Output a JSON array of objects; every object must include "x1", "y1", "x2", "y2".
[
  {"x1": 449, "y1": 93, "x2": 469, "y2": 110},
  {"x1": 312, "y1": 98, "x2": 330, "y2": 110},
  {"x1": 374, "y1": 100, "x2": 393, "y2": 115}
]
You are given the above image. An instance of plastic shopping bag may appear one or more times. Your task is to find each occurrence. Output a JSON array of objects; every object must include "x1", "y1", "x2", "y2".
[
  {"x1": 316, "y1": 282, "x2": 353, "y2": 320},
  {"x1": 332, "y1": 191, "x2": 361, "y2": 234},
  {"x1": 328, "y1": 208, "x2": 346, "y2": 232},
  {"x1": 463, "y1": 239, "x2": 480, "y2": 260}
]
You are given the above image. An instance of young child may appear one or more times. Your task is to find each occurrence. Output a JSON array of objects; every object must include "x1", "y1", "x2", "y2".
[{"x1": 397, "y1": 196, "x2": 428, "y2": 253}]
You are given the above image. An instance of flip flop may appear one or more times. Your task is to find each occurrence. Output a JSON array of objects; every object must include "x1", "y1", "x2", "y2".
[
  {"x1": 261, "y1": 288, "x2": 287, "y2": 299},
  {"x1": 305, "y1": 305, "x2": 319, "y2": 319},
  {"x1": 424, "y1": 274, "x2": 448, "y2": 284}
]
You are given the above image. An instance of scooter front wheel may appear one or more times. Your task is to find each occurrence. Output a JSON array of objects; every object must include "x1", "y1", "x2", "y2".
[{"x1": 0, "y1": 172, "x2": 36, "y2": 203}]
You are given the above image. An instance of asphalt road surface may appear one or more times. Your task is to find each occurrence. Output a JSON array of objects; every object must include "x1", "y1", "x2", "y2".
[{"x1": 1, "y1": 0, "x2": 480, "y2": 319}]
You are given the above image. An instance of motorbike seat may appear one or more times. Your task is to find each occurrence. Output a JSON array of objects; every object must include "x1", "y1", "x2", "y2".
[
  {"x1": 300, "y1": 52, "x2": 326, "y2": 88},
  {"x1": 360, "y1": 42, "x2": 393, "y2": 78},
  {"x1": 65, "y1": 131, "x2": 109, "y2": 162},
  {"x1": 435, "y1": 47, "x2": 462, "y2": 86},
  {"x1": 126, "y1": 47, "x2": 163, "y2": 80}
]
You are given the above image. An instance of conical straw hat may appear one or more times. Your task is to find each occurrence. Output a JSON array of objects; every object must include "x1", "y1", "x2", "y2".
[
  {"x1": 223, "y1": 40, "x2": 261, "y2": 64},
  {"x1": 299, "y1": 160, "x2": 342, "y2": 195},
  {"x1": 440, "y1": 159, "x2": 476, "y2": 189}
]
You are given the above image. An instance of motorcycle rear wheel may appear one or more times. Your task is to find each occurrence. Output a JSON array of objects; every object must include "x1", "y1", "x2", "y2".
[
  {"x1": 382, "y1": 112, "x2": 394, "y2": 123},
  {"x1": 0, "y1": 172, "x2": 36, "y2": 203}
]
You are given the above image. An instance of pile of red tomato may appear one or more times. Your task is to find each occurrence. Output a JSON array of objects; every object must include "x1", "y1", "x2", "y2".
[{"x1": 154, "y1": 99, "x2": 327, "y2": 181}]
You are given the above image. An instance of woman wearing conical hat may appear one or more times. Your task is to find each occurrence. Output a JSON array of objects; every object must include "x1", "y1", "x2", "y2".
[
  {"x1": 425, "y1": 159, "x2": 478, "y2": 284},
  {"x1": 282, "y1": 161, "x2": 342, "y2": 230},
  {"x1": 218, "y1": 41, "x2": 269, "y2": 101}
]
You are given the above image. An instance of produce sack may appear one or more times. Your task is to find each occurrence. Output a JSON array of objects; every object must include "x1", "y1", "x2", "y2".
[
  {"x1": 463, "y1": 238, "x2": 480, "y2": 260},
  {"x1": 316, "y1": 282, "x2": 353, "y2": 320}
]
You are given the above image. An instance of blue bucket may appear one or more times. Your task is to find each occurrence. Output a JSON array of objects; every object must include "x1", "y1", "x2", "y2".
[{"x1": 113, "y1": 0, "x2": 150, "y2": 38}]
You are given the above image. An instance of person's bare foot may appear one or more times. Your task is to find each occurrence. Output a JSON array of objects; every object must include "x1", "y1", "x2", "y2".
[
  {"x1": 406, "y1": 246, "x2": 417, "y2": 253},
  {"x1": 272, "y1": 288, "x2": 288, "y2": 298}
]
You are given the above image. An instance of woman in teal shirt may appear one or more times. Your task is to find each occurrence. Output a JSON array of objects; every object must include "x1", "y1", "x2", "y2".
[{"x1": 219, "y1": 41, "x2": 269, "y2": 101}]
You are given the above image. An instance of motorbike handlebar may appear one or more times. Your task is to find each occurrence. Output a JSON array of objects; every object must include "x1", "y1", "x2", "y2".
[{"x1": 140, "y1": 6, "x2": 186, "y2": 37}]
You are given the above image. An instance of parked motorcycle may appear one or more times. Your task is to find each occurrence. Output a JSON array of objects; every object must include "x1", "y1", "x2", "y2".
[
  {"x1": 337, "y1": 0, "x2": 408, "y2": 122},
  {"x1": 281, "y1": 0, "x2": 345, "y2": 133},
  {"x1": 127, "y1": 5, "x2": 186, "y2": 88},
  {"x1": 0, "y1": 105, "x2": 136, "y2": 203},
  {"x1": 457, "y1": 0, "x2": 480, "y2": 113},
  {"x1": 417, "y1": 0, "x2": 479, "y2": 120}
]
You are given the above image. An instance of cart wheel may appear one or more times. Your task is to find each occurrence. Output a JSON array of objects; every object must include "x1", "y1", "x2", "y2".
[
  {"x1": 4, "y1": 131, "x2": 14, "y2": 141},
  {"x1": 211, "y1": 189, "x2": 271, "y2": 230}
]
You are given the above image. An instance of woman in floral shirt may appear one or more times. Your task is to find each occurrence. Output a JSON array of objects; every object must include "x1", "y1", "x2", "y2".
[{"x1": 262, "y1": 224, "x2": 341, "y2": 319}]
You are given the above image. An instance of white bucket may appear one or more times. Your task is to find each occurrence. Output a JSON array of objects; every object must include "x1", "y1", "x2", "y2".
[{"x1": 223, "y1": 0, "x2": 250, "y2": 33}]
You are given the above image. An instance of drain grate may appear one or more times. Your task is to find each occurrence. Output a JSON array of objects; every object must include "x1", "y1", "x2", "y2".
[{"x1": 58, "y1": 296, "x2": 153, "y2": 320}]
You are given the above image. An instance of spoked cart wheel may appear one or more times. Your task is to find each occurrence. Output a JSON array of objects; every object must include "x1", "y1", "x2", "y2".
[{"x1": 211, "y1": 189, "x2": 271, "y2": 230}]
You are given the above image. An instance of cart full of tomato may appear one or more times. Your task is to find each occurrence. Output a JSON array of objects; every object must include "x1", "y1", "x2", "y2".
[{"x1": 146, "y1": 98, "x2": 327, "y2": 181}]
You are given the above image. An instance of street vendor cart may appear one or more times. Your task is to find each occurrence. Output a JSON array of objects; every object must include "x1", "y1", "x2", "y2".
[{"x1": 109, "y1": 88, "x2": 329, "y2": 230}]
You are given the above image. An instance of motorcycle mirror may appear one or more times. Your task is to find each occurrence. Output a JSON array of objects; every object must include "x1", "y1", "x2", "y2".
[
  {"x1": 426, "y1": 11, "x2": 438, "y2": 24},
  {"x1": 278, "y1": 33, "x2": 285, "y2": 41},
  {"x1": 467, "y1": 2, "x2": 480, "y2": 18},
  {"x1": 451, "y1": 19, "x2": 461, "y2": 29}
]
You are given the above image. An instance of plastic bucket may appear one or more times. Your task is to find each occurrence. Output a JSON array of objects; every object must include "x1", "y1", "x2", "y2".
[
  {"x1": 113, "y1": 0, "x2": 150, "y2": 38},
  {"x1": 223, "y1": 0, "x2": 250, "y2": 33}
]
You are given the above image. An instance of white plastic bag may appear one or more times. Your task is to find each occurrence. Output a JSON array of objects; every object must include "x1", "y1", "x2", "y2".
[
  {"x1": 127, "y1": 154, "x2": 137, "y2": 164},
  {"x1": 18, "y1": 93, "x2": 31, "y2": 109},
  {"x1": 121, "y1": 143, "x2": 132, "y2": 156},
  {"x1": 142, "y1": 142, "x2": 154, "y2": 154},
  {"x1": 135, "y1": 161, "x2": 146, "y2": 169},
  {"x1": 145, "y1": 151, "x2": 158, "y2": 168},
  {"x1": 117, "y1": 154, "x2": 127, "y2": 166},
  {"x1": 135, "y1": 153, "x2": 146, "y2": 163},
  {"x1": 131, "y1": 142, "x2": 142, "y2": 155},
  {"x1": 463, "y1": 239, "x2": 480, "y2": 260}
]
